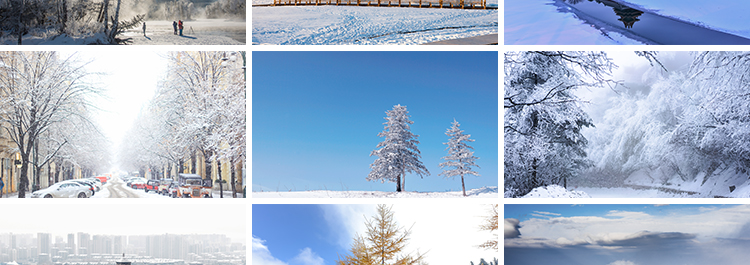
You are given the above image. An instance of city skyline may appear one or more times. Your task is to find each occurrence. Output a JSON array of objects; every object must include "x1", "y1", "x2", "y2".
[{"x1": 0, "y1": 203, "x2": 245, "y2": 244}]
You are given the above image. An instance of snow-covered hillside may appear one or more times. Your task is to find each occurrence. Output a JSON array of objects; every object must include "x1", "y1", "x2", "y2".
[
  {"x1": 252, "y1": 5, "x2": 497, "y2": 44},
  {"x1": 253, "y1": 186, "x2": 497, "y2": 198}
]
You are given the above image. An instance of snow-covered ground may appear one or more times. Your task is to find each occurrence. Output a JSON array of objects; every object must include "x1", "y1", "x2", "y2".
[
  {"x1": 252, "y1": 1, "x2": 497, "y2": 44},
  {"x1": 0, "y1": 19, "x2": 244, "y2": 45},
  {"x1": 124, "y1": 19, "x2": 246, "y2": 45},
  {"x1": 253, "y1": 186, "x2": 497, "y2": 198},
  {"x1": 505, "y1": 0, "x2": 750, "y2": 44},
  {"x1": 620, "y1": 0, "x2": 750, "y2": 40}
]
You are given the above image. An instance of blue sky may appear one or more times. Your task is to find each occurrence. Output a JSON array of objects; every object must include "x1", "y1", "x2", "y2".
[
  {"x1": 505, "y1": 204, "x2": 750, "y2": 265},
  {"x1": 253, "y1": 204, "x2": 497, "y2": 265},
  {"x1": 252, "y1": 51, "x2": 498, "y2": 192}
]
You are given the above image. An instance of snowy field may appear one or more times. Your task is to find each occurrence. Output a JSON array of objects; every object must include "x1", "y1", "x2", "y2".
[
  {"x1": 0, "y1": 19, "x2": 245, "y2": 45},
  {"x1": 252, "y1": 0, "x2": 497, "y2": 44},
  {"x1": 124, "y1": 19, "x2": 246, "y2": 45},
  {"x1": 505, "y1": 0, "x2": 750, "y2": 44},
  {"x1": 253, "y1": 186, "x2": 497, "y2": 198}
]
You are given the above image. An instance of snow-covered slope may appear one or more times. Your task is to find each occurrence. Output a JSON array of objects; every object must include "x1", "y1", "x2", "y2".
[{"x1": 253, "y1": 186, "x2": 497, "y2": 198}]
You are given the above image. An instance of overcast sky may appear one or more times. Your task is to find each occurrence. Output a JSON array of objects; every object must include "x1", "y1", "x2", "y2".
[
  {"x1": 254, "y1": 203, "x2": 497, "y2": 265},
  {"x1": 505, "y1": 204, "x2": 750, "y2": 265}
]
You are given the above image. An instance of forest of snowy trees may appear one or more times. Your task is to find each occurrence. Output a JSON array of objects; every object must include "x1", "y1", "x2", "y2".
[
  {"x1": 0, "y1": 52, "x2": 109, "y2": 197},
  {"x1": 118, "y1": 51, "x2": 246, "y2": 197},
  {"x1": 505, "y1": 51, "x2": 750, "y2": 198}
]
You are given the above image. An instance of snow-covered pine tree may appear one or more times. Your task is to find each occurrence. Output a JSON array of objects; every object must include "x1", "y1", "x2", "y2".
[
  {"x1": 439, "y1": 119, "x2": 480, "y2": 196},
  {"x1": 369, "y1": 104, "x2": 429, "y2": 192},
  {"x1": 504, "y1": 51, "x2": 615, "y2": 197},
  {"x1": 337, "y1": 204, "x2": 427, "y2": 265}
]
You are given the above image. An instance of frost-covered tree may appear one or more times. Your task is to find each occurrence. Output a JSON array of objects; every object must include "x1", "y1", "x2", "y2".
[
  {"x1": 470, "y1": 258, "x2": 498, "y2": 265},
  {"x1": 369, "y1": 104, "x2": 429, "y2": 192},
  {"x1": 337, "y1": 204, "x2": 427, "y2": 265},
  {"x1": 476, "y1": 204, "x2": 498, "y2": 251},
  {"x1": 504, "y1": 51, "x2": 616, "y2": 197},
  {"x1": 0, "y1": 51, "x2": 101, "y2": 197},
  {"x1": 439, "y1": 119, "x2": 479, "y2": 196}
]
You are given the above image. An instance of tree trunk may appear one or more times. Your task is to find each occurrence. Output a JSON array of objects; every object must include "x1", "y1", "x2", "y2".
[
  {"x1": 231, "y1": 161, "x2": 236, "y2": 198},
  {"x1": 395, "y1": 173, "x2": 402, "y2": 192},
  {"x1": 190, "y1": 153, "x2": 196, "y2": 174},
  {"x1": 17, "y1": 0, "x2": 23, "y2": 45},
  {"x1": 217, "y1": 159, "x2": 223, "y2": 198},
  {"x1": 461, "y1": 175, "x2": 466, "y2": 197}
]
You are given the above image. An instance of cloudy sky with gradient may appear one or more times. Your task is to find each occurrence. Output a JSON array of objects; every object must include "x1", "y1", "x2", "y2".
[
  {"x1": 252, "y1": 51, "x2": 498, "y2": 192},
  {"x1": 505, "y1": 204, "x2": 750, "y2": 265},
  {"x1": 253, "y1": 203, "x2": 497, "y2": 265}
]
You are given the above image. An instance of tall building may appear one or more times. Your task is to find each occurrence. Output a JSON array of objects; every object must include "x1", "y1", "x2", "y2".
[
  {"x1": 67, "y1": 234, "x2": 75, "y2": 254},
  {"x1": 37, "y1": 233, "x2": 51, "y2": 256},
  {"x1": 77, "y1": 233, "x2": 90, "y2": 255}
]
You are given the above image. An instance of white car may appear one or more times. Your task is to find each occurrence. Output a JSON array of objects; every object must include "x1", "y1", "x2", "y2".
[{"x1": 30, "y1": 182, "x2": 92, "y2": 198}]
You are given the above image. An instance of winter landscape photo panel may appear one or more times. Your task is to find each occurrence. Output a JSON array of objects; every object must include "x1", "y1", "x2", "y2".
[
  {"x1": 505, "y1": 0, "x2": 750, "y2": 45},
  {"x1": 0, "y1": 51, "x2": 246, "y2": 198},
  {"x1": 505, "y1": 204, "x2": 750, "y2": 265},
  {"x1": 252, "y1": 51, "x2": 498, "y2": 198},
  {"x1": 0, "y1": 203, "x2": 246, "y2": 264},
  {"x1": 0, "y1": 0, "x2": 246, "y2": 45},
  {"x1": 251, "y1": 0, "x2": 498, "y2": 45},
  {"x1": 504, "y1": 51, "x2": 750, "y2": 198},
  {"x1": 253, "y1": 203, "x2": 498, "y2": 265}
]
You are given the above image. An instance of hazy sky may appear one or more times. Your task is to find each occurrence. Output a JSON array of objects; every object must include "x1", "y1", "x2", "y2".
[
  {"x1": 68, "y1": 50, "x2": 168, "y2": 172},
  {"x1": 252, "y1": 51, "x2": 499, "y2": 192},
  {"x1": 0, "y1": 201, "x2": 246, "y2": 243},
  {"x1": 254, "y1": 203, "x2": 497, "y2": 265},
  {"x1": 505, "y1": 204, "x2": 750, "y2": 265}
]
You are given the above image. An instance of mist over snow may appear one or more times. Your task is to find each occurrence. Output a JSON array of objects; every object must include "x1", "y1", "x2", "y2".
[{"x1": 505, "y1": 51, "x2": 750, "y2": 198}]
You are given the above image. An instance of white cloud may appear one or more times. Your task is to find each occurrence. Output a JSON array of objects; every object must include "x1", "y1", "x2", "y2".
[
  {"x1": 253, "y1": 236, "x2": 325, "y2": 265},
  {"x1": 505, "y1": 218, "x2": 521, "y2": 238},
  {"x1": 290, "y1": 248, "x2": 325, "y2": 265},
  {"x1": 607, "y1": 260, "x2": 638, "y2": 265},
  {"x1": 321, "y1": 204, "x2": 377, "y2": 250},
  {"x1": 252, "y1": 236, "x2": 287, "y2": 265}
]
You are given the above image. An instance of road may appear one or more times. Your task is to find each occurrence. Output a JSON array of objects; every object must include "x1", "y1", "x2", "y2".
[{"x1": 104, "y1": 177, "x2": 143, "y2": 198}]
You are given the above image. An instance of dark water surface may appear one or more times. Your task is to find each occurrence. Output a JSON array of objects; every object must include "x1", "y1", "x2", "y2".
[{"x1": 557, "y1": 0, "x2": 750, "y2": 45}]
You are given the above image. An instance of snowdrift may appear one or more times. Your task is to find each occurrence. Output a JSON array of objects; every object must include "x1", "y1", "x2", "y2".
[
  {"x1": 521, "y1": 185, "x2": 591, "y2": 198},
  {"x1": 253, "y1": 186, "x2": 498, "y2": 198}
]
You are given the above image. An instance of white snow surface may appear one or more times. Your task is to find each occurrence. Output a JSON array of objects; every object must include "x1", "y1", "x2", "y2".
[
  {"x1": 504, "y1": 0, "x2": 644, "y2": 45},
  {"x1": 521, "y1": 185, "x2": 591, "y2": 198},
  {"x1": 620, "y1": 0, "x2": 750, "y2": 39},
  {"x1": 253, "y1": 186, "x2": 497, "y2": 198},
  {"x1": 125, "y1": 19, "x2": 246, "y2": 45},
  {"x1": 252, "y1": 5, "x2": 497, "y2": 44},
  {"x1": 1, "y1": 19, "x2": 245, "y2": 45},
  {"x1": 505, "y1": 0, "x2": 750, "y2": 44}
]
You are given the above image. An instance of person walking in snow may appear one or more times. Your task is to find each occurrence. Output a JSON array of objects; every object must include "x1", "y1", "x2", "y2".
[
  {"x1": 142, "y1": 22, "x2": 146, "y2": 36},
  {"x1": 172, "y1": 21, "x2": 178, "y2": 35},
  {"x1": 178, "y1": 20, "x2": 184, "y2": 36}
]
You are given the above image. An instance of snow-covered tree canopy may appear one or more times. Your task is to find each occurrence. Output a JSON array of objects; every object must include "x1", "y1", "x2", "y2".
[
  {"x1": 582, "y1": 52, "x2": 750, "y2": 192},
  {"x1": 369, "y1": 104, "x2": 429, "y2": 192},
  {"x1": 504, "y1": 51, "x2": 616, "y2": 197}
]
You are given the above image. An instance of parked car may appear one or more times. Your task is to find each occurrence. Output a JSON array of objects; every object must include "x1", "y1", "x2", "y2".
[
  {"x1": 31, "y1": 182, "x2": 92, "y2": 198},
  {"x1": 167, "y1": 182, "x2": 180, "y2": 198},
  {"x1": 64, "y1": 179, "x2": 97, "y2": 196},
  {"x1": 158, "y1": 178, "x2": 173, "y2": 195},
  {"x1": 94, "y1": 175, "x2": 108, "y2": 185},
  {"x1": 86, "y1": 177, "x2": 103, "y2": 191},
  {"x1": 176, "y1": 173, "x2": 211, "y2": 198},
  {"x1": 145, "y1": 179, "x2": 160, "y2": 193},
  {"x1": 129, "y1": 178, "x2": 147, "y2": 189}
]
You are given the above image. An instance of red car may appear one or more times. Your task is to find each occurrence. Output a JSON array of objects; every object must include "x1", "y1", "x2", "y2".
[
  {"x1": 130, "y1": 178, "x2": 146, "y2": 189},
  {"x1": 145, "y1": 179, "x2": 160, "y2": 193}
]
